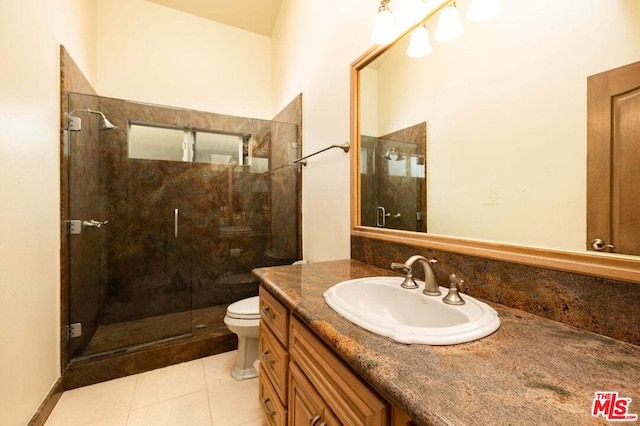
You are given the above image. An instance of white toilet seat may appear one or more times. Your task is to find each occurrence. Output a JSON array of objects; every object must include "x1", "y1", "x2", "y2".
[{"x1": 226, "y1": 296, "x2": 260, "y2": 320}]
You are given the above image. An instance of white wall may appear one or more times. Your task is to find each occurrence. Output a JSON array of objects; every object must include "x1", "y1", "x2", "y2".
[
  {"x1": 0, "y1": 1, "x2": 96, "y2": 425},
  {"x1": 95, "y1": 0, "x2": 273, "y2": 119},
  {"x1": 272, "y1": 0, "x2": 375, "y2": 261}
]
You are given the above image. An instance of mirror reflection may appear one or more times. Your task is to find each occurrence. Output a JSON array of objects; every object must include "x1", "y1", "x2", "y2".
[{"x1": 358, "y1": 0, "x2": 640, "y2": 256}]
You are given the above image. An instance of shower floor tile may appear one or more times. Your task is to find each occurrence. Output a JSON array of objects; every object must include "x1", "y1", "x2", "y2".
[
  {"x1": 45, "y1": 351, "x2": 267, "y2": 426},
  {"x1": 81, "y1": 305, "x2": 231, "y2": 357}
]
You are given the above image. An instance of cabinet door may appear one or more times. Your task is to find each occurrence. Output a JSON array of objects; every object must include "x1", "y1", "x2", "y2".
[
  {"x1": 290, "y1": 362, "x2": 339, "y2": 426},
  {"x1": 290, "y1": 317, "x2": 389, "y2": 425}
]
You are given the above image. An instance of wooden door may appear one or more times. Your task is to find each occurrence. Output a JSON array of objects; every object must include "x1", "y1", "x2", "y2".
[{"x1": 587, "y1": 61, "x2": 640, "y2": 256}]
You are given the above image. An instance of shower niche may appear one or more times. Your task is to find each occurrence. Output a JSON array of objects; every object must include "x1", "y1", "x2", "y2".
[{"x1": 65, "y1": 92, "x2": 300, "y2": 363}]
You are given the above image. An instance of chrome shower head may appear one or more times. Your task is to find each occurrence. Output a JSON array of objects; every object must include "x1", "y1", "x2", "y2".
[
  {"x1": 67, "y1": 108, "x2": 117, "y2": 131},
  {"x1": 382, "y1": 149, "x2": 393, "y2": 160},
  {"x1": 87, "y1": 109, "x2": 117, "y2": 130}
]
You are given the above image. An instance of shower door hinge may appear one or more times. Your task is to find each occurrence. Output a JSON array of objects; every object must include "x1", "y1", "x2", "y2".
[
  {"x1": 68, "y1": 323, "x2": 82, "y2": 338},
  {"x1": 67, "y1": 220, "x2": 82, "y2": 234},
  {"x1": 68, "y1": 116, "x2": 82, "y2": 131}
]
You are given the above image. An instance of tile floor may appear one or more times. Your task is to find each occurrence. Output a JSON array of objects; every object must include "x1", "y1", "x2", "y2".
[{"x1": 45, "y1": 351, "x2": 267, "y2": 426}]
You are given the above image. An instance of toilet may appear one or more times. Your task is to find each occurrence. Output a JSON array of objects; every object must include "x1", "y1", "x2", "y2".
[{"x1": 223, "y1": 295, "x2": 260, "y2": 380}]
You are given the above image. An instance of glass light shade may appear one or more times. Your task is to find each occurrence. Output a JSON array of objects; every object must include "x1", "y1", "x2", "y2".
[
  {"x1": 467, "y1": 0, "x2": 502, "y2": 21},
  {"x1": 371, "y1": 8, "x2": 397, "y2": 45},
  {"x1": 406, "y1": 26, "x2": 433, "y2": 58},
  {"x1": 434, "y1": 5, "x2": 464, "y2": 42}
]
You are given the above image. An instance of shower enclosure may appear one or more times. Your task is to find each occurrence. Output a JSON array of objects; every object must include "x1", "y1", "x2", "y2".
[
  {"x1": 66, "y1": 92, "x2": 300, "y2": 363},
  {"x1": 360, "y1": 122, "x2": 427, "y2": 233}
]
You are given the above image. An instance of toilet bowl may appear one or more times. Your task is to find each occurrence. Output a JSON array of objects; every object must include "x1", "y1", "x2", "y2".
[{"x1": 224, "y1": 295, "x2": 260, "y2": 380}]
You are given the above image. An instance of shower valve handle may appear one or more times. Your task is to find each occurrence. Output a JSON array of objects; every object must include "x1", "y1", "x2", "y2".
[{"x1": 82, "y1": 219, "x2": 109, "y2": 228}]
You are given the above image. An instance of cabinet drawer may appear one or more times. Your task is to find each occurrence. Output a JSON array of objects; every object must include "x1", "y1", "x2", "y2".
[
  {"x1": 290, "y1": 316, "x2": 389, "y2": 426},
  {"x1": 259, "y1": 365, "x2": 287, "y2": 426},
  {"x1": 259, "y1": 286, "x2": 289, "y2": 346},
  {"x1": 259, "y1": 322, "x2": 289, "y2": 406}
]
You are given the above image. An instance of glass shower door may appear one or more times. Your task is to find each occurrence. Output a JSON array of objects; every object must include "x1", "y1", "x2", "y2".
[{"x1": 67, "y1": 92, "x2": 193, "y2": 361}]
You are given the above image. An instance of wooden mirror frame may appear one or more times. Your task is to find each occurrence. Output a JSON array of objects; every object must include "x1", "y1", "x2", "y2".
[{"x1": 349, "y1": 5, "x2": 640, "y2": 284}]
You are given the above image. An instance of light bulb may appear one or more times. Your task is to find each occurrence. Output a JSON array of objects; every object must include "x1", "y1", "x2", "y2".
[
  {"x1": 434, "y1": 4, "x2": 464, "y2": 42},
  {"x1": 406, "y1": 26, "x2": 433, "y2": 58},
  {"x1": 467, "y1": 0, "x2": 502, "y2": 22},
  {"x1": 371, "y1": 2, "x2": 397, "y2": 45}
]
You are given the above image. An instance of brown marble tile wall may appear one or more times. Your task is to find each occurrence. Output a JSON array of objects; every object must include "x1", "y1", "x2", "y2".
[
  {"x1": 360, "y1": 122, "x2": 427, "y2": 232},
  {"x1": 60, "y1": 46, "x2": 100, "y2": 372},
  {"x1": 360, "y1": 135, "x2": 377, "y2": 228},
  {"x1": 351, "y1": 236, "x2": 640, "y2": 345},
  {"x1": 66, "y1": 93, "x2": 105, "y2": 359},
  {"x1": 272, "y1": 94, "x2": 303, "y2": 259},
  {"x1": 95, "y1": 97, "x2": 300, "y2": 324},
  {"x1": 59, "y1": 49, "x2": 302, "y2": 394},
  {"x1": 64, "y1": 334, "x2": 236, "y2": 390}
]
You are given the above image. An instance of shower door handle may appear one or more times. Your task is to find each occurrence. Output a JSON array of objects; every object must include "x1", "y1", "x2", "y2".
[
  {"x1": 174, "y1": 209, "x2": 179, "y2": 238},
  {"x1": 376, "y1": 206, "x2": 389, "y2": 227}
]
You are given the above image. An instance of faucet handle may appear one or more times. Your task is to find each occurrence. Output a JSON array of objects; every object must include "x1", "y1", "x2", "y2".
[
  {"x1": 443, "y1": 274, "x2": 465, "y2": 305},
  {"x1": 391, "y1": 262, "x2": 411, "y2": 273},
  {"x1": 391, "y1": 262, "x2": 419, "y2": 289}
]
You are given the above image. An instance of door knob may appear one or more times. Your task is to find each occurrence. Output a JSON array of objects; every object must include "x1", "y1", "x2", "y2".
[{"x1": 590, "y1": 238, "x2": 614, "y2": 251}]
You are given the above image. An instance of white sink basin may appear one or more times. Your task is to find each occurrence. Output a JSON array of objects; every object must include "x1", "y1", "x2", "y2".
[{"x1": 323, "y1": 276, "x2": 500, "y2": 345}]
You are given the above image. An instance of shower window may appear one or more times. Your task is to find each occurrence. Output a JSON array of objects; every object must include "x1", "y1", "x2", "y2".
[
  {"x1": 193, "y1": 131, "x2": 246, "y2": 165},
  {"x1": 129, "y1": 123, "x2": 187, "y2": 162},
  {"x1": 128, "y1": 122, "x2": 249, "y2": 165}
]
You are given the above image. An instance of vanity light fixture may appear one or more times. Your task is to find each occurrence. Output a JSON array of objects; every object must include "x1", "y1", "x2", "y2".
[
  {"x1": 406, "y1": 24, "x2": 433, "y2": 58},
  {"x1": 371, "y1": 0, "x2": 397, "y2": 45},
  {"x1": 434, "y1": 3, "x2": 464, "y2": 41},
  {"x1": 467, "y1": 0, "x2": 502, "y2": 21}
]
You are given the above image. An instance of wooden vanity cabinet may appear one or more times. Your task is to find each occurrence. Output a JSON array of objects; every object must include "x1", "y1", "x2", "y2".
[
  {"x1": 259, "y1": 287, "x2": 289, "y2": 425},
  {"x1": 289, "y1": 362, "x2": 340, "y2": 426},
  {"x1": 289, "y1": 315, "x2": 389, "y2": 425},
  {"x1": 259, "y1": 285, "x2": 410, "y2": 426}
]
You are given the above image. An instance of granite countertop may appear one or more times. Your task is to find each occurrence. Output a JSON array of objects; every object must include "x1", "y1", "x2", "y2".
[{"x1": 253, "y1": 259, "x2": 640, "y2": 426}]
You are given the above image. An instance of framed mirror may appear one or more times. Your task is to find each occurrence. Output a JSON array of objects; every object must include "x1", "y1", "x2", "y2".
[{"x1": 351, "y1": 0, "x2": 640, "y2": 283}]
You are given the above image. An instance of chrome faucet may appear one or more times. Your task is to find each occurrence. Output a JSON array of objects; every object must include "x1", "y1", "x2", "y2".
[{"x1": 391, "y1": 255, "x2": 441, "y2": 296}]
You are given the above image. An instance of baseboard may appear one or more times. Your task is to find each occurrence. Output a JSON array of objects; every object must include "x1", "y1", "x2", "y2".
[{"x1": 27, "y1": 377, "x2": 64, "y2": 426}]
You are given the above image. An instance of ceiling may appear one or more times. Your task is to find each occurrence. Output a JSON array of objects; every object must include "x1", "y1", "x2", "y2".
[{"x1": 144, "y1": 0, "x2": 283, "y2": 37}]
